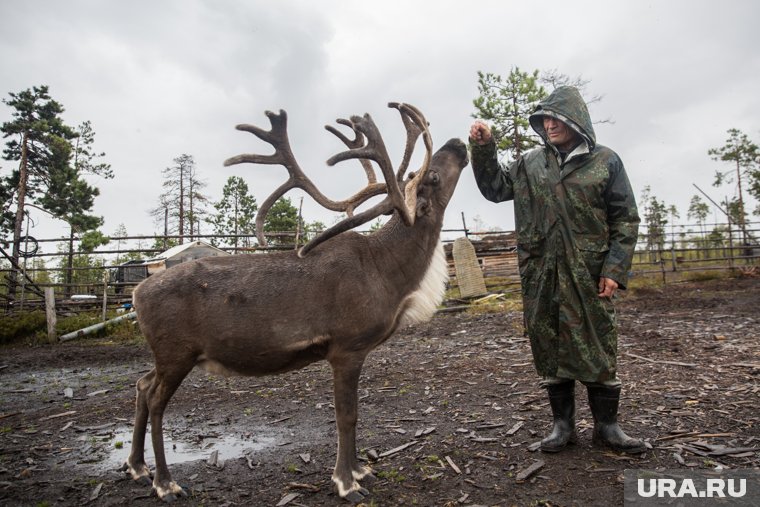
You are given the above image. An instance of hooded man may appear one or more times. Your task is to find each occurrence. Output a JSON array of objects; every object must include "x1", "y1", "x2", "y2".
[{"x1": 468, "y1": 86, "x2": 645, "y2": 454}]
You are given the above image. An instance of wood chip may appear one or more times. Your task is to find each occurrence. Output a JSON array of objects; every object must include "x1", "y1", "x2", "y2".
[
  {"x1": 475, "y1": 422, "x2": 506, "y2": 430},
  {"x1": 299, "y1": 453, "x2": 311, "y2": 464},
  {"x1": 89, "y1": 482, "x2": 103, "y2": 501},
  {"x1": 378, "y1": 441, "x2": 416, "y2": 458},
  {"x1": 470, "y1": 437, "x2": 498, "y2": 443},
  {"x1": 87, "y1": 389, "x2": 109, "y2": 397},
  {"x1": 445, "y1": 456, "x2": 461, "y2": 474},
  {"x1": 515, "y1": 460, "x2": 544, "y2": 482},
  {"x1": 39, "y1": 410, "x2": 76, "y2": 421},
  {"x1": 505, "y1": 421, "x2": 524, "y2": 436},
  {"x1": 275, "y1": 492, "x2": 301, "y2": 506}
]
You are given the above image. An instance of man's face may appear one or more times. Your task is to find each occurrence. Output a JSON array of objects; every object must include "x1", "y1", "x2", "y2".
[{"x1": 543, "y1": 117, "x2": 578, "y2": 151}]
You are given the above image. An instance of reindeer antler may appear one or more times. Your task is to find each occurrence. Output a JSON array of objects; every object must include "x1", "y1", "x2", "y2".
[{"x1": 223, "y1": 103, "x2": 432, "y2": 256}]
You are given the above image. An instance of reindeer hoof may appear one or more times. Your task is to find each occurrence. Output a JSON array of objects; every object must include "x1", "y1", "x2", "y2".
[
  {"x1": 343, "y1": 487, "x2": 369, "y2": 504},
  {"x1": 360, "y1": 472, "x2": 377, "y2": 484},
  {"x1": 154, "y1": 482, "x2": 188, "y2": 503},
  {"x1": 122, "y1": 461, "x2": 152, "y2": 485}
]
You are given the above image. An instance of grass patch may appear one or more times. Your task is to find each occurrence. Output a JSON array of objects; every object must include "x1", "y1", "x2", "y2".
[
  {"x1": 0, "y1": 311, "x2": 48, "y2": 344},
  {"x1": 0, "y1": 310, "x2": 143, "y2": 346}
]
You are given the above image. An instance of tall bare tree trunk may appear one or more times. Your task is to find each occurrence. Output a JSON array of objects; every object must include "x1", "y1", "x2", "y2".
[
  {"x1": 9, "y1": 132, "x2": 29, "y2": 300},
  {"x1": 178, "y1": 163, "x2": 185, "y2": 245},
  {"x1": 65, "y1": 227, "x2": 75, "y2": 298},
  {"x1": 735, "y1": 159, "x2": 748, "y2": 245}
]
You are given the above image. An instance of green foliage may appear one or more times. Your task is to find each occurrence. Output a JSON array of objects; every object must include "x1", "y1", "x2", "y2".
[
  {"x1": 79, "y1": 230, "x2": 109, "y2": 253},
  {"x1": 706, "y1": 226, "x2": 727, "y2": 247},
  {"x1": 709, "y1": 128, "x2": 760, "y2": 232},
  {"x1": 688, "y1": 195, "x2": 710, "y2": 237},
  {"x1": 709, "y1": 128, "x2": 759, "y2": 188},
  {"x1": 0, "y1": 311, "x2": 46, "y2": 344},
  {"x1": 472, "y1": 67, "x2": 547, "y2": 159},
  {"x1": 639, "y1": 185, "x2": 669, "y2": 255},
  {"x1": 263, "y1": 197, "x2": 299, "y2": 245},
  {"x1": 55, "y1": 243, "x2": 105, "y2": 287},
  {"x1": 54, "y1": 313, "x2": 100, "y2": 336},
  {"x1": 1, "y1": 85, "x2": 107, "y2": 239},
  {"x1": 368, "y1": 218, "x2": 386, "y2": 233},
  {"x1": 303, "y1": 220, "x2": 326, "y2": 242},
  {"x1": 377, "y1": 468, "x2": 406, "y2": 483},
  {"x1": 72, "y1": 120, "x2": 112, "y2": 179},
  {"x1": 150, "y1": 236, "x2": 177, "y2": 253},
  {"x1": 208, "y1": 175, "x2": 258, "y2": 248}
]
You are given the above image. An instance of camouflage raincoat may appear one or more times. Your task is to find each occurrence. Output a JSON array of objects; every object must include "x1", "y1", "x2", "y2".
[{"x1": 470, "y1": 86, "x2": 640, "y2": 383}]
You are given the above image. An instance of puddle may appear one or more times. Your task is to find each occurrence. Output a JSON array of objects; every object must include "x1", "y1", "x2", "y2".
[{"x1": 105, "y1": 426, "x2": 279, "y2": 468}]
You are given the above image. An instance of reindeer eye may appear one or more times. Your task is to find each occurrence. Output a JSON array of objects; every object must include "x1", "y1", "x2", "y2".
[{"x1": 429, "y1": 172, "x2": 440, "y2": 185}]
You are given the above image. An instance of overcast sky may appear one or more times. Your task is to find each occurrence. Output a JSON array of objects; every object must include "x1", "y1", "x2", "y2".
[{"x1": 1, "y1": 0, "x2": 759, "y2": 250}]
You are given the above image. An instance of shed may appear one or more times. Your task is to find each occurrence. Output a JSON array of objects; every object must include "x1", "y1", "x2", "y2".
[
  {"x1": 143, "y1": 240, "x2": 230, "y2": 275},
  {"x1": 112, "y1": 259, "x2": 149, "y2": 294}
]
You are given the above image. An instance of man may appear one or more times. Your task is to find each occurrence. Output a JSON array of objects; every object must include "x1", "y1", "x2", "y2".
[{"x1": 469, "y1": 86, "x2": 645, "y2": 454}]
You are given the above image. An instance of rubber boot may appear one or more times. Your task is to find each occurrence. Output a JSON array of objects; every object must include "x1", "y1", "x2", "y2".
[
  {"x1": 540, "y1": 381, "x2": 576, "y2": 452},
  {"x1": 587, "y1": 384, "x2": 646, "y2": 454}
]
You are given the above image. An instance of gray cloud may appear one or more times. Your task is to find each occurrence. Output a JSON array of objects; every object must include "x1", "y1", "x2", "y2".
[{"x1": 1, "y1": 0, "x2": 758, "y2": 246}]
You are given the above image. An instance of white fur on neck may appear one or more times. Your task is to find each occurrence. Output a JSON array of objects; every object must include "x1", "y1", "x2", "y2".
[{"x1": 398, "y1": 240, "x2": 448, "y2": 327}]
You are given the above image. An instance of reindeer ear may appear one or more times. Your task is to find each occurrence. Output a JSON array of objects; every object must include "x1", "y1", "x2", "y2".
[{"x1": 415, "y1": 196, "x2": 431, "y2": 217}]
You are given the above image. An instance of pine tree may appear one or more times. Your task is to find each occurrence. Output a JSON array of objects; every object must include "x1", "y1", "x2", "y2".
[
  {"x1": 1, "y1": 85, "x2": 108, "y2": 299},
  {"x1": 687, "y1": 195, "x2": 710, "y2": 256},
  {"x1": 472, "y1": 67, "x2": 546, "y2": 160},
  {"x1": 639, "y1": 186, "x2": 669, "y2": 261},
  {"x1": 709, "y1": 128, "x2": 760, "y2": 244},
  {"x1": 208, "y1": 176, "x2": 258, "y2": 249},
  {"x1": 263, "y1": 197, "x2": 299, "y2": 246}
]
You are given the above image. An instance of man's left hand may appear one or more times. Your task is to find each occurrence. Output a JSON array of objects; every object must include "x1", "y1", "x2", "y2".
[{"x1": 598, "y1": 277, "x2": 618, "y2": 298}]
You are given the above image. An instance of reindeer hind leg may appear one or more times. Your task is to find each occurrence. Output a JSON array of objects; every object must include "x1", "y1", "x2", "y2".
[
  {"x1": 147, "y1": 361, "x2": 194, "y2": 502},
  {"x1": 122, "y1": 368, "x2": 156, "y2": 485}
]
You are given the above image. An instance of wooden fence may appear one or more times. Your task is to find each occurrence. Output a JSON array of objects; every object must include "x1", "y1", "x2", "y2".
[{"x1": 1, "y1": 220, "x2": 758, "y2": 315}]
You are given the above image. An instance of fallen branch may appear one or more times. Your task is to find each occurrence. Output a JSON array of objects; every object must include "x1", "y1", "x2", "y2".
[
  {"x1": 378, "y1": 441, "x2": 416, "y2": 458},
  {"x1": 623, "y1": 353, "x2": 696, "y2": 368}
]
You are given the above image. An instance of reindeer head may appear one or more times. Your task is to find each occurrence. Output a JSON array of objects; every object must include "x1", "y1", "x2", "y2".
[{"x1": 406, "y1": 138, "x2": 468, "y2": 223}]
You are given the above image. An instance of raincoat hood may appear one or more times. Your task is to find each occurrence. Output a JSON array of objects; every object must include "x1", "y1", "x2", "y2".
[{"x1": 529, "y1": 86, "x2": 596, "y2": 151}]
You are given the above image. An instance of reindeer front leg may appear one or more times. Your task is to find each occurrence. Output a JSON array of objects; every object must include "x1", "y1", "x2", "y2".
[{"x1": 330, "y1": 354, "x2": 374, "y2": 502}]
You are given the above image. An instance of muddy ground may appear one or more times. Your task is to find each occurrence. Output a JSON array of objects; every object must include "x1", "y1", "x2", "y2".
[{"x1": 1, "y1": 276, "x2": 758, "y2": 507}]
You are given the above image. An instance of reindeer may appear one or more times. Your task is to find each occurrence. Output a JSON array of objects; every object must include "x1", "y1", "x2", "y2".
[{"x1": 121, "y1": 103, "x2": 469, "y2": 502}]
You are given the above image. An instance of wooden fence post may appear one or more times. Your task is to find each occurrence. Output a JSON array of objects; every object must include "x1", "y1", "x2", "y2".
[
  {"x1": 44, "y1": 287, "x2": 57, "y2": 342},
  {"x1": 102, "y1": 270, "x2": 109, "y2": 322}
]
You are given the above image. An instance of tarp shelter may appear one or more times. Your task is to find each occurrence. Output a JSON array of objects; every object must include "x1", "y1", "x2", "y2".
[{"x1": 143, "y1": 240, "x2": 230, "y2": 275}]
